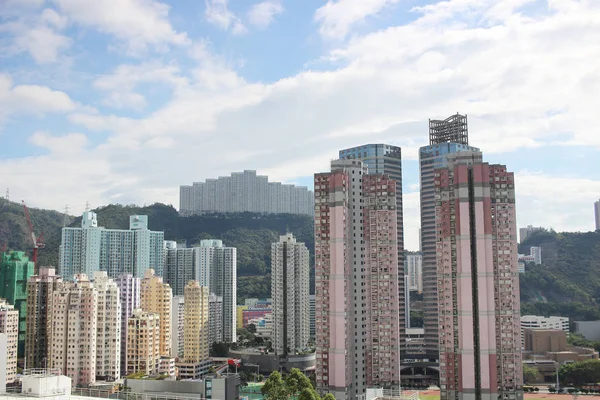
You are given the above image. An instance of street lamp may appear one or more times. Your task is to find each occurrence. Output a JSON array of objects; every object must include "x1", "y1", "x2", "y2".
[{"x1": 555, "y1": 362, "x2": 560, "y2": 392}]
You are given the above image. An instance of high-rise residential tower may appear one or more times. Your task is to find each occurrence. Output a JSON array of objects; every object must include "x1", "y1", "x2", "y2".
[
  {"x1": 48, "y1": 274, "x2": 98, "y2": 387},
  {"x1": 406, "y1": 253, "x2": 423, "y2": 293},
  {"x1": 314, "y1": 160, "x2": 401, "y2": 400},
  {"x1": 93, "y1": 272, "x2": 121, "y2": 380},
  {"x1": 419, "y1": 114, "x2": 481, "y2": 361},
  {"x1": 115, "y1": 273, "x2": 140, "y2": 375},
  {"x1": 208, "y1": 293, "x2": 223, "y2": 345},
  {"x1": 183, "y1": 281, "x2": 210, "y2": 363},
  {"x1": 271, "y1": 233, "x2": 310, "y2": 356},
  {"x1": 196, "y1": 240, "x2": 237, "y2": 343},
  {"x1": 164, "y1": 245, "x2": 195, "y2": 296},
  {"x1": 59, "y1": 212, "x2": 164, "y2": 279},
  {"x1": 435, "y1": 154, "x2": 522, "y2": 400},
  {"x1": 0, "y1": 251, "x2": 34, "y2": 357},
  {"x1": 0, "y1": 299, "x2": 18, "y2": 384},
  {"x1": 127, "y1": 309, "x2": 160, "y2": 376},
  {"x1": 25, "y1": 267, "x2": 63, "y2": 369},
  {"x1": 141, "y1": 269, "x2": 172, "y2": 356},
  {"x1": 595, "y1": 200, "x2": 600, "y2": 231},
  {"x1": 171, "y1": 296, "x2": 185, "y2": 358}
]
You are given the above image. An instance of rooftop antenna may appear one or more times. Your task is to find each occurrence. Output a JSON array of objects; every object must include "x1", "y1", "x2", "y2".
[
  {"x1": 63, "y1": 205, "x2": 70, "y2": 227},
  {"x1": 5, "y1": 188, "x2": 9, "y2": 202}
]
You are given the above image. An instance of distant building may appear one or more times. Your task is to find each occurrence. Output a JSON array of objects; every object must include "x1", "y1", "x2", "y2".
[
  {"x1": 0, "y1": 299, "x2": 18, "y2": 384},
  {"x1": 196, "y1": 240, "x2": 237, "y2": 343},
  {"x1": 115, "y1": 273, "x2": 140, "y2": 375},
  {"x1": 248, "y1": 313, "x2": 273, "y2": 339},
  {"x1": 208, "y1": 294, "x2": 223, "y2": 345},
  {"x1": 574, "y1": 321, "x2": 600, "y2": 342},
  {"x1": 0, "y1": 251, "x2": 34, "y2": 357},
  {"x1": 127, "y1": 309, "x2": 160, "y2": 376},
  {"x1": 93, "y1": 272, "x2": 121, "y2": 380},
  {"x1": 309, "y1": 295, "x2": 315, "y2": 341},
  {"x1": 179, "y1": 170, "x2": 313, "y2": 216},
  {"x1": 523, "y1": 329, "x2": 598, "y2": 365},
  {"x1": 243, "y1": 308, "x2": 272, "y2": 327},
  {"x1": 141, "y1": 269, "x2": 172, "y2": 357},
  {"x1": 406, "y1": 253, "x2": 423, "y2": 293},
  {"x1": 178, "y1": 282, "x2": 210, "y2": 380},
  {"x1": 25, "y1": 267, "x2": 62, "y2": 369},
  {"x1": 518, "y1": 246, "x2": 542, "y2": 265},
  {"x1": 521, "y1": 315, "x2": 569, "y2": 346},
  {"x1": 595, "y1": 199, "x2": 600, "y2": 231},
  {"x1": 236, "y1": 305, "x2": 247, "y2": 330},
  {"x1": 164, "y1": 245, "x2": 195, "y2": 296},
  {"x1": 519, "y1": 225, "x2": 544, "y2": 243},
  {"x1": 171, "y1": 296, "x2": 185, "y2": 358}
]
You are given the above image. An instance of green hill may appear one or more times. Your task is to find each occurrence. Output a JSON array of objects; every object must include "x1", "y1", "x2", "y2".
[{"x1": 0, "y1": 200, "x2": 313, "y2": 303}]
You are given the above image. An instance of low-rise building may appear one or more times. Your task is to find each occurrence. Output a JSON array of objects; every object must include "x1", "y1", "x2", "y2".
[
  {"x1": 0, "y1": 300, "x2": 18, "y2": 384},
  {"x1": 521, "y1": 315, "x2": 569, "y2": 346}
]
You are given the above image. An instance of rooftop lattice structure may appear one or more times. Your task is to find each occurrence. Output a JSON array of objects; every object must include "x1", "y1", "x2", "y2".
[{"x1": 429, "y1": 113, "x2": 469, "y2": 145}]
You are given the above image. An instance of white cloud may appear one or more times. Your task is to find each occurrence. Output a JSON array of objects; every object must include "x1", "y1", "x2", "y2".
[
  {"x1": 205, "y1": 0, "x2": 247, "y2": 35},
  {"x1": 248, "y1": 0, "x2": 284, "y2": 29},
  {"x1": 29, "y1": 131, "x2": 89, "y2": 153},
  {"x1": 51, "y1": 0, "x2": 189, "y2": 53},
  {"x1": 12, "y1": 25, "x2": 72, "y2": 64},
  {"x1": 315, "y1": 0, "x2": 400, "y2": 39}
]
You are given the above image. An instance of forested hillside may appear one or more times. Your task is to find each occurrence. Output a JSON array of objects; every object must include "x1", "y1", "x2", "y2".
[{"x1": 0, "y1": 200, "x2": 313, "y2": 303}]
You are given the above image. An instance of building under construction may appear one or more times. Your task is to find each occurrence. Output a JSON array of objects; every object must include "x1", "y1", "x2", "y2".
[{"x1": 429, "y1": 113, "x2": 469, "y2": 145}]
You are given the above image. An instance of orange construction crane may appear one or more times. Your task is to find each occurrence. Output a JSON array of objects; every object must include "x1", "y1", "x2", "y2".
[{"x1": 22, "y1": 200, "x2": 45, "y2": 271}]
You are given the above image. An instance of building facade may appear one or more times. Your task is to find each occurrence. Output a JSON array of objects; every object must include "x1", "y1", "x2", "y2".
[
  {"x1": 521, "y1": 315, "x2": 569, "y2": 347},
  {"x1": 93, "y1": 272, "x2": 121, "y2": 380},
  {"x1": 435, "y1": 155, "x2": 522, "y2": 400},
  {"x1": 0, "y1": 299, "x2": 18, "y2": 384},
  {"x1": 59, "y1": 211, "x2": 164, "y2": 280},
  {"x1": 208, "y1": 294, "x2": 223, "y2": 345},
  {"x1": 309, "y1": 294, "x2": 316, "y2": 341},
  {"x1": 314, "y1": 160, "x2": 402, "y2": 400},
  {"x1": 183, "y1": 282, "x2": 210, "y2": 363},
  {"x1": 48, "y1": 274, "x2": 98, "y2": 387},
  {"x1": 519, "y1": 225, "x2": 544, "y2": 244},
  {"x1": 141, "y1": 269, "x2": 172, "y2": 357},
  {"x1": 0, "y1": 251, "x2": 34, "y2": 357},
  {"x1": 406, "y1": 253, "x2": 423, "y2": 293},
  {"x1": 127, "y1": 309, "x2": 160, "y2": 376},
  {"x1": 164, "y1": 246, "x2": 195, "y2": 297},
  {"x1": 271, "y1": 234, "x2": 310, "y2": 356},
  {"x1": 196, "y1": 240, "x2": 237, "y2": 343},
  {"x1": 419, "y1": 114, "x2": 481, "y2": 361},
  {"x1": 518, "y1": 247, "x2": 542, "y2": 265},
  {"x1": 179, "y1": 170, "x2": 314, "y2": 216},
  {"x1": 595, "y1": 200, "x2": 600, "y2": 231},
  {"x1": 171, "y1": 296, "x2": 185, "y2": 358},
  {"x1": 115, "y1": 273, "x2": 140, "y2": 376},
  {"x1": 25, "y1": 267, "x2": 62, "y2": 369}
]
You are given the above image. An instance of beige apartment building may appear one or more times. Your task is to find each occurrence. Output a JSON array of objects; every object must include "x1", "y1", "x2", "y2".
[
  {"x1": 48, "y1": 274, "x2": 98, "y2": 387},
  {"x1": 141, "y1": 269, "x2": 172, "y2": 357},
  {"x1": 0, "y1": 299, "x2": 19, "y2": 384},
  {"x1": 127, "y1": 309, "x2": 160, "y2": 376},
  {"x1": 183, "y1": 281, "x2": 209, "y2": 363},
  {"x1": 93, "y1": 272, "x2": 121, "y2": 380}
]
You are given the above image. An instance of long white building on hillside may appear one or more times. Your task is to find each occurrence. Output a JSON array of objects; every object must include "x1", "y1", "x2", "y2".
[{"x1": 179, "y1": 170, "x2": 314, "y2": 216}]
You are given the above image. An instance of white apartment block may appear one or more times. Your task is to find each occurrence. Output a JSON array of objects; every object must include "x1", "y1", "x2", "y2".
[
  {"x1": 93, "y1": 272, "x2": 121, "y2": 380},
  {"x1": 521, "y1": 315, "x2": 569, "y2": 346},
  {"x1": 196, "y1": 240, "x2": 237, "y2": 343},
  {"x1": 171, "y1": 296, "x2": 185, "y2": 358},
  {"x1": 209, "y1": 293, "x2": 223, "y2": 345},
  {"x1": 271, "y1": 234, "x2": 310, "y2": 356},
  {"x1": 59, "y1": 212, "x2": 164, "y2": 280},
  {"x1": 127, "y1": 309, "x2": 161, "y2": 376},
  {"x1": 48, "y1": 275, "x2": 98, "y2": 387},
  {"x1": 115, "y1": 273, "x2": 140, "y2": 376},
  {"x1": 406, "y1": 253, "x2": 423, "y2": 293},
  {"x1": 179, "y1": 170, "x2": 314, "y2": 216},
  {"x1": 518, "y1": 246, "x2": 542, "y2": 265},
  {"x1": 0, "y1": 299, "x2": 18, "y2": 384}
]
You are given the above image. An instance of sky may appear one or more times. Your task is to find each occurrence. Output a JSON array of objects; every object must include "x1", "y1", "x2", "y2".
[{"x1": 1, "y1": 0, "x2": 600, "y2": 251}]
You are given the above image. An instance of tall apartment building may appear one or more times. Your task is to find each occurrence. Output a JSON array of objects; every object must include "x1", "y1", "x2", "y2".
[
  {"x1": 25, "y1": 267, "x2": 62, "y2": 369},
  {"x1": 594, "y1": 200, "x2": 600, "y2": 231},
  {"x1": 141, "y1": 269, "x2": 172, "y2": 356},
  {"x1": 208, "y1": 293, "x2": 223, "y2": 345},
  {"x1": 196, "y1": 240, "x2": 237, "y2": 343},
  {"x1": 0, "y1": 251, "x2": 34, "y2": 357},
  {"x1": 519, "y1": 225, "x2": 544, "y2": 244},
  {"x1": 435, "y1": 154, "x2": 522, "y2": 400},
  {"x1": 309, "y1": 295, "x2": 316, "y2": 341},
  {"x1": 406, "y1": 253, "x2": 423, "y2": 293},
  {"x1": 179, "y1": 170, "x2": 314, "y2": 216},
  {"x1": 127, "y1": 309, "x2": 160, "y2": 376},
  {"x1": 48, "y1": 274, "x2": 98, "y2": 387},
  {"x1": 183, "y1": 282, "x2": 210, "y2": 363},
  {"x1": 115, "y1": 273, "x2": 140, "y2": 376},
  {"x1": 314, "y1": 160, "x2": 401, "y2": 400},
  {"x1": 93, "y1": 272, "x2": 121, "y2": 380},
  {"x1": 419, "y1": 114, "x2": 481, "y2": 361},
  {"x1": 164, "y1": 245, "x2": 195, "y2": 296},
  {"x1": 339, "y1": 144, "x2": 405, "y2": 355},
  {"x1": 271, "y1": 233, "x2": 310, "y2": 356},
  {"x1": 59, "y1": 211, "x2": 164, "y2": 279},
  {"x1": 0, "y1": 299, "x2": 18, "y2": 384},
  {"x1": 171, "y1": 296, "x2": 185, "y2": 358}
]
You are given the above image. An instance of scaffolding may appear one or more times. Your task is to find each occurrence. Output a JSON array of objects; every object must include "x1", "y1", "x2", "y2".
[{"x1": 429, "y1": 114, "x2": 469, "y2": 145}]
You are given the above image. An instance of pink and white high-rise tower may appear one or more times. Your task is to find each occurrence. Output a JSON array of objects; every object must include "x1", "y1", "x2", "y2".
[
  {"x1": 314, "y1": 160, "x2": 401, "y2": 400},
  {"x1": 435, "y1": 153, "x2": 523, "y2": 400}
]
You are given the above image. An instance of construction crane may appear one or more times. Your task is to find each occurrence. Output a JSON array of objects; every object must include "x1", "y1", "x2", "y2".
[{"x1": 22, "y1": 200, "x2": 45, "y2": 271}]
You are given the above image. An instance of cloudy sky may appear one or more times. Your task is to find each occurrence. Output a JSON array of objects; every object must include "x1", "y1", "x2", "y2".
[{"x1": 1, "y1": 0, "x2": 599, "y2": 250}]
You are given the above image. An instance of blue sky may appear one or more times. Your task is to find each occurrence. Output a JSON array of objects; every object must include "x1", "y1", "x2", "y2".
[{"x1": 1, "y1": 0, "x2": 600, "y2": 250}]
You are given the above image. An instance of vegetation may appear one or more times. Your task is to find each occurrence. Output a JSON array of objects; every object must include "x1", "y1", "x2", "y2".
[
  {"x1": 567, "y1": 333, "x2": 600, "y2": 352},
  {"x1": 262, "y1": 369, "x2": 316, "y2": 400},
  {"x1": 559, "y1": 359, "x2": 600, "y2": 386},
  {"x1": 410, "y1": 310, "x2": 424, "y2": 328},
  {"x1": 522, "y1": 365, "x2": 540, "y2": 384}
]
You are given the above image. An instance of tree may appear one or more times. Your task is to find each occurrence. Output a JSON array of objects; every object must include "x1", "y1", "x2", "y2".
[
  {"x1": 285, "y1": 368, "x2": 313, "y2": 396},
  {"x1": 298, "y1": 388, "x2": 320, "y2": 400},
  {"x1": 210, "y1": 342, "x2": 229, "y2": 357},
  {"x1": 559, "y1": 359, "x2": 600, "y2": 386},
  {"x1": 262, "y1": 372, "x2": 288, "y2": 400},
  {"x1": 322, "y1": 394, "x2": 336, "y2": 400},
  {"x1": 523, "y1": 365, "x2": 540, "y2": 384},
  {"x1": 247, "y1": 324, "x2": 257, "y2": 334}
]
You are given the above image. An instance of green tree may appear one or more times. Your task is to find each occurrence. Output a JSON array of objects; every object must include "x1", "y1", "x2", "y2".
[
  {"x1": 298, "y1": 388, "x2": 320, "y2": 400},
  {"x1": 559, "y1": 359, "x2": 600, "y2": 386},
  {"x1": 285, "y1": 368, "x2": 313, "y2": 396},
  {"x1": 262, "y1": 372, "x2": 288, "y2": 400},
  {"x1": 322, "y1": 393, "x2": 336, "y2": 400},
  {"x1": 210, "y1": 342, "x2": 229, "y2": 357},
  {"x1": 523, "y1": 365, "x2": 540, "y2": 383}
]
